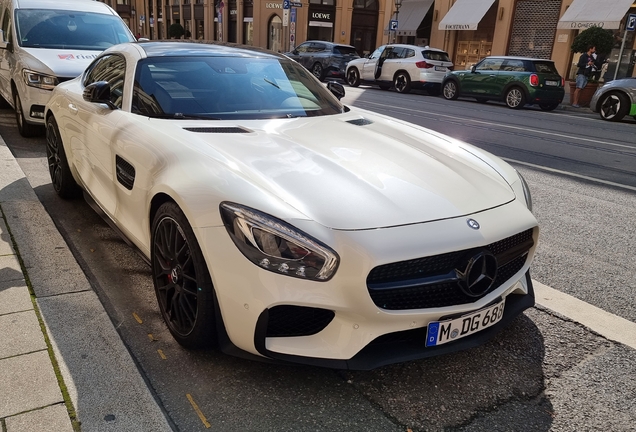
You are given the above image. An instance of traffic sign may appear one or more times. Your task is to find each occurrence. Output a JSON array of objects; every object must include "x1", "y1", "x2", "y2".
[
  {"x1": 291, "y1": 1, "x2": 302, "y2": 6},
  {"x1": 283, "y1": 0, "x2": 290, "y2": 9},
  {"x1": 389, "y1": 20, "x2": 398, "y2": 31},
  {"x1": 627, "y1": 14, "x2": 636, "y2": 31}
]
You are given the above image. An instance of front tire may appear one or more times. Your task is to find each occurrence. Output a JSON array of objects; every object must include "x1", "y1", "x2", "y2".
[
  {"x1": 505, "y1": 87, "x2": 526, "y2": 109},
  {"x1": 45, "y1": 116, "x2": 81, "y2": 199},
  {"x1": 598, "y1": 92, "x2": 629, "y2": 121},
  {"x1": 346, "y1": 68, "x2": 360, "y2": 87},
  {"x1": 151, "y1": 202, "x2": 217, "y2": 349},
  {"x1": 14, "y1": 91, "x2": 41, "y2": 137},
  {"x1": 393, "y1": 72, "x2": 411, "y2": 94},
  {"x1": 311, "y1": 63, "x2": 325, "y2": 81},
  {"x1": 442, "y1": 80, "x2": 459, "y2": 100}
]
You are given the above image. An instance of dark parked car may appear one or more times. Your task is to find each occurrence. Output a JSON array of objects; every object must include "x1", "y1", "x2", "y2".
[
  {"x1": 590, "y1": 77, "x2": 636, "y2": 122},
  {"x1": 286, "y1": 41, "x2": 359, "y2": 81},
  {"x1": 441, "y1": 56, "x2": 565, "y2": 110}
]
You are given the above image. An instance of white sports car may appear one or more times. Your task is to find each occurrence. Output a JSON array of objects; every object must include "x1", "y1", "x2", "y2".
[{"x1": 45, "y1": 41, "x2": 538, "y2": 370}]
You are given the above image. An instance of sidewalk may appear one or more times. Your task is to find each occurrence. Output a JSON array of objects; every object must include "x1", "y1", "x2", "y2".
[{"x1": 0, "y1": 138, "x2": 173, "y2": 431}]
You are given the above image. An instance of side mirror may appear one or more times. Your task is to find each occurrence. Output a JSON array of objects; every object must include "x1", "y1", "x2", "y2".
[
  {"x1": 83, "y1": 81, "x2": 116, "y2": 109},
  {"x1": 326, "y1": 81, "x2": 345, "y2": 100},
  {"x1": 291, "y1": 49, "x2": 299, "y2": 55},
  {"x1": 470, "y1": 65, "x2": 477, "y2": 73}
]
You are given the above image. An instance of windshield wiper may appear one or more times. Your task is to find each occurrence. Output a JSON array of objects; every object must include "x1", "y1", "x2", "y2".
[
  {"x1": 263, "y1": 78, "x2": 280, "y2": 89},
  {"x1": 147, "y1": 113, "x2": 221, "y2": 120}
]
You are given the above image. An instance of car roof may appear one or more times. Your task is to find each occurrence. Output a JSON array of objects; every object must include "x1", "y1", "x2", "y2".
[
  {"x1": 299, "y1": 40, "x2": 356, "y2": 48},
  {"x1": 15, "y1": 0, "x2": 116, "y2": 13},
  {"x1": 385, "y1": 44, "x2": 448, "y2": 53},
  {"x1": 485, "y1": 55, "x2": 555, "y2": 62},
  {"x1": 137, "y1": 40, "x2": 287, "y2": 60}
]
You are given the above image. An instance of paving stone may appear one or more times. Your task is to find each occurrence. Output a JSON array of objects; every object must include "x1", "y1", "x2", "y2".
[
  {"x1": 0, "y1": 282, "x2": 32, "y2": 315},
  {"x1": 0, "y1": 254, "x2": 22, "y2": 283},
  {"x1": 0, "y1": 216, "x2": 15, "y2": 255},
  {"x1": 5, "y1": 404, "x2": 73, "y2": 432},
  {"x1": 0, "y1": 310, "x2": 47, "y2": 360},
  {"x1": 0, "y1": 351, "x2": 63, "y2": 417}
]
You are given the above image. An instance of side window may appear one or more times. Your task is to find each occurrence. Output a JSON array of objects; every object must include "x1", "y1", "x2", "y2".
[
  {"x1": 84, "y1": 55, "x2": 126, "y2": 109},
  {"x1": 388, "y1": 48, "x2": 404, "y2": 59},
  {"x1": 476, "y1": 58, "x2": 504, "y2": 71},
  {"x1": 313, "y1": 43, "x2": 326, "y2": 52},
  {"x1": 402, "y1": 49, "x2": 415, "y2": 59},
  {"x1": 502, "y1": 59, "x2": 526, "y2": 72},
  {"x1": 1, "y1": 8, "x2": 11, "y2": 43},
  {"x1": 295, "y1": 43, "x2": 308, "y2": 53}
]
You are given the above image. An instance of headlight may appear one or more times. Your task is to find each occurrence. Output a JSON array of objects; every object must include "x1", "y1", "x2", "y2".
[
  {"x1": 220, "y1": 202, "x2": 339, "y2": 281},
  {"x1": 23, "y1": 70, "x2": 59, "y2": 90},
  {"x1": 517, "y1": 171, "x2": 533, "y2": 211}
]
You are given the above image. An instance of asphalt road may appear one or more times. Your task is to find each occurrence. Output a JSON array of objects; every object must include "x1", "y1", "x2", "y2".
[{"x1": 1, "y1": 88, "x2": 635, "y2": 431}]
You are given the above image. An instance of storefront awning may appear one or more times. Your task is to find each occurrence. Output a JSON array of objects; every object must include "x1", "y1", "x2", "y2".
[
  {"x1": 438, "y1": 0, "x2": 497, "y2": 31},
  {"x1": 557, "y1": 0, "x2": 634, "y2": 30},
  {"x1": 395, "y1": 0, "x2": 435, "y2": 36}
]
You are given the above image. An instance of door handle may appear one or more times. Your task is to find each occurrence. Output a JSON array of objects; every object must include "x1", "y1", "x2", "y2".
[{"x1": 68, "y1": 103, "x2": 78, "y2": 114}]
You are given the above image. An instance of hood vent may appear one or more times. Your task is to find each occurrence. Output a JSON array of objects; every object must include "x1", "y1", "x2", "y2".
[
  {"x1": 183, "y1": 126, "x2": 251, "y2": 133},
  {"x1": 346, "y1": 118, "x2": 373, "y2": 126}
]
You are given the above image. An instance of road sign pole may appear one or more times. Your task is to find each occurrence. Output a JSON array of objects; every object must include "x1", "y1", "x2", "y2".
[{"x1": 614, "y1": 14, "x2": 636, "y2": 81}]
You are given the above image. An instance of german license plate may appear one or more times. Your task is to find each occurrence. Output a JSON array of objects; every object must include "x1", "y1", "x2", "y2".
[
  {"x1": 545, "y1": 80, "x2": 558, "y2": 86},
  {"x1": 426, "y1": 299, "x2": 505, "y2": 347},
  {"x1": 435, "y1": 66, "x2": 447, "y2": 71}
]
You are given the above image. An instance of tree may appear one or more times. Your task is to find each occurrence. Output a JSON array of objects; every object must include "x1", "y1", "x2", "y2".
[
  {"x1": 169, "y1": 23, "x2": 185, "y2": 39},
  {"x1": 570, "y1": 26, "x2": 614, "y2": 56}
]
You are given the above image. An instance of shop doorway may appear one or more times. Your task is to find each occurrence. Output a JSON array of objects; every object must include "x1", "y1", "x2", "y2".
[
  {"x1": 351, "y1": 0, "x2": 378, "y2": 56},
  {"x1": 268, "y1": 15, "x2": 283, "y2": 53}
]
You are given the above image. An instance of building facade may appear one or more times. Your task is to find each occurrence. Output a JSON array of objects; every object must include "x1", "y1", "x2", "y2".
[{"x1": 102, "y1": 0, "x2": 636, "y2": 79}]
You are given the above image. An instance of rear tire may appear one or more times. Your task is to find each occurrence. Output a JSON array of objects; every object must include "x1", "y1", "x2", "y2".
[
  {"x1": 539, "y1": 103, "x2": 559, "y2": 111},
  {"x1": 393, "y1": 72, "x2": 411, "y2": 94},
  {"x1": 442, "y1": 80, "x2": 459, "y2": 100},
  {"x1": 15, "y1": 91, "x2": 42, "y2": 137},
  {"x1": 45, "y1": 116, "x2": 81, "y2": 199},
  {"x1": 505, "y1": 87, "x2": 526, "y2": 109},
  {"x1": 598, "y1": 92, "x2": 629, "y2": 121},
  {"x1": 346, "y1": 68, "x2": 360, "y2": 87},
  {"x1": 151, "y1": 202, "x2": 217, "y2": 349}
]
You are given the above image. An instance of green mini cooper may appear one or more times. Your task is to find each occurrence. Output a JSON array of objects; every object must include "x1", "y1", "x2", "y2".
[{"x1": 441, "y1": 56, "x2": 565, "y2": 111}]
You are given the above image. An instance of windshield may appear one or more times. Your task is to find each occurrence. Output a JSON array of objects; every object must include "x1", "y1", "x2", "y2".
[
  {"x1": 132, "y1": 56, "x2": 345, "y2": 120},
  {"x1": 533, "y1": 61, "x2": 559, "y2": 74},
  {"x1": 333, "y1": 46, "x2": 359, "y2": 56},
  {"x1": 16, "y1": 9, "x2": 134, "y2": 49},
  {"x1": 422, "y1": 50, "x2": 451, "y2": 62}
]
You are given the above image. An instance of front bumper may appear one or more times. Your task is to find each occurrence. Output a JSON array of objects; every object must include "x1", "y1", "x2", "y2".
[{"x1": 197, "y1": 199, "x2": 538, "y2": 369}]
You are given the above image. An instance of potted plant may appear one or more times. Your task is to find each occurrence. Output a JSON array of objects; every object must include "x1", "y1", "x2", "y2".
[{"x1": 569, "y1": 26, "x2": 615, "y2": 106}]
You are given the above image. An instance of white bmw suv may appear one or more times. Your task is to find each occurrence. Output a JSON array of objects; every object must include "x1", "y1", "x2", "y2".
[{"x1": 345, "y1": 44, "x2": 453, "y2": 95}]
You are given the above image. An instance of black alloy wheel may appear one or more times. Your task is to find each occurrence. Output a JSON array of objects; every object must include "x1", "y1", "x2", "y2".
[
  {"x1": 442, "y1": 81, "x2": 459, "y2": 100},
  {"x1": 152, "y1": 202, "x2": 217, "y2": 348},
  {"x1": 45, "y1": 116, "x2": 81, "y2": 199},
  {"x1": 311, "y1": 63, "x2": 325, "y2": 81},
  {"x1": 393, "y1": 72, "x2": 411, "y2": 94},
  {"x1": 346, "y1": 68, "x2": 360, "y2": 87},
  {"x1": 599, "y1": 92, "x2": 629, "y2": 121}
]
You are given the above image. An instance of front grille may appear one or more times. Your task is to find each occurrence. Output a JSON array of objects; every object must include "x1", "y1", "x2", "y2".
[
  {"x1": 266, "y1": 305, "x2": 335, "y2": 337},
  {"x1": 367, "y1": 229, "x2": 534, "y2": 310}
]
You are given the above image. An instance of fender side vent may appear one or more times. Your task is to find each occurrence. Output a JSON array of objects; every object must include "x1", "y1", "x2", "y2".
[
  {"x1": 115, "y1": 155, "x2": 135, "y2": 190},
  {"x1": 183, "y1": 127, "x2": 251, "y2": 133},
  {"x1": 346, "y1": 118, "x2": 373, "y2": 126}
]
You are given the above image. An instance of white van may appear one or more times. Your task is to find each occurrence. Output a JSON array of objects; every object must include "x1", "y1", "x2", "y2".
[{"x1": 0, "y1": 0, "x2": 135, "y2": 136}]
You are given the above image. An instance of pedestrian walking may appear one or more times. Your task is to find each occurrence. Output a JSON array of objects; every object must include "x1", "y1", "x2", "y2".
[{"x1": 571, "y1": 45, "x2": 596, "y2": 108}]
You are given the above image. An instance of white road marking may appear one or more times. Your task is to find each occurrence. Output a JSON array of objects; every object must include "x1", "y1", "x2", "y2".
[
  {"x1": 503, "y1": 158, "x2": 636, "y2": 192},
  {"x1": 357, "y1": 100, "x2": 636, "y2": 151},
  {"x1": 533, "y1": 280, "x2": 636, "y2": 350}
]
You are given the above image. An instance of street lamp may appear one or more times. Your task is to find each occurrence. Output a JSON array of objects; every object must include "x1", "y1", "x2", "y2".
[{"x1": 394, "y1": 0, "x2": 402, "y2": 43}]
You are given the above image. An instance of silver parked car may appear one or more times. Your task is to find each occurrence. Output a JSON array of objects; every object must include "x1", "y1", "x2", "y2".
[
  {"x1": 590, "y1": 77, "x2": 636, "y2": 122},
  {"x1": 285, "y1": 41, "x2": 359, "y2": 81}
]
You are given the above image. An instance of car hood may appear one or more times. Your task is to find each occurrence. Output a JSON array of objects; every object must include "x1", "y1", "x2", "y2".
[
  {"x1": 20, "y1": 48, "x2": 101, "y2": 78},
  {"x1": 161, "y1": 112, "x2": 516, "y2": 230}
]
